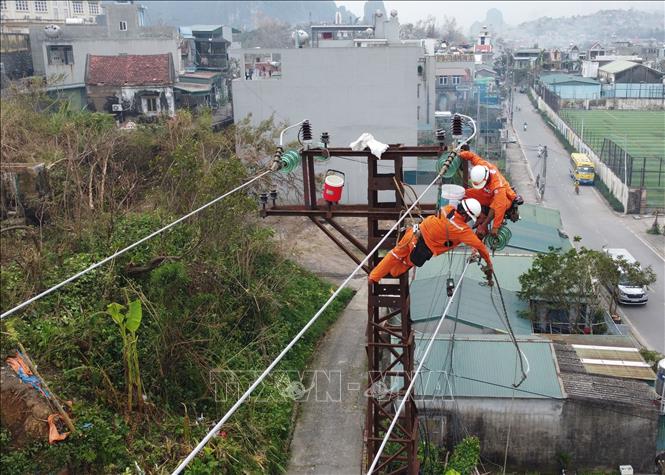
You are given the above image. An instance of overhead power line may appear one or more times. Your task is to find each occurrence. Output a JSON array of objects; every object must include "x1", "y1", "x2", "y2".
[
  {"x1": 1, "y1": 170, "x2": 273, "y2": 320},
  {"x1": 172, "y1": 115, "x2": 479, "y2": 474}
]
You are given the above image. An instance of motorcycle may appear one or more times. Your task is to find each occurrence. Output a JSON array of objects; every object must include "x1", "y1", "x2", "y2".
[{"x1": 523, "y1": 123, "x2": 527, "y2": 131}]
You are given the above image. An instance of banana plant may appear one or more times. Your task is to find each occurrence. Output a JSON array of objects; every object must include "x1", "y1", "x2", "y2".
[{"x1": 106, "y1": 299, "x2": 143, "y2": 413}]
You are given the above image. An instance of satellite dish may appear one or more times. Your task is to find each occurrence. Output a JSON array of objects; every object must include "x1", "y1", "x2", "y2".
[
  {"x1": 375, "y1": 10, "x2": 384, "y2": 17},
  {"x1": 44, "y1": 24, "x2": 61, "y2": 38},
  {"x1": 390, "y1": 9, "x2": 398, "y2": 18}
]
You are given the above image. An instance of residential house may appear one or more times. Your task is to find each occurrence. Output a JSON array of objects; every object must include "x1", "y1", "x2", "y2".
[
  {"x1": 85, "y1": 53, "x2": 176, "y2": 118},
  {"x1": 474, "y1": 65, "x2": 497, "y2": 80},
  {"x1": 179, "y1": 24, "x2": 232, "y2": 72},
  {"x1": 542, "y1": 48, "x2": 562, "y2": 71},
  {"x1": 568, "y1": 44, "x2": 580, "y2": 62},
  {"x1": 473, "y1": 26, "x2": 493, "y2": 64},
  {"x1": 0, "y1": 31, "x2": 32, "y2": 80},
  {"x1": 0, "y1": 0, "x2": 104, "y2": 33},
  {"x1": 539, "y1": 73, "x2": 601, "y2": 100},
  {"x1": 29, "y1": 2, "x2": 180, "y2": 109},
  {"x1": 418, "y1": 335, "x2": 658, "y2": 472},
  {"x1": 511, "y1": 48, "x2": 541, "y2": 70},
  {"x1": 434, "y1": 53, "x2": 475, "y2": 113},
  {"x1": 411, "y1": 203, "x2": 659, "y2": 471},
  {"x1": 232, "y1": 9, "x2": 437, "y2": 203},
  {"x1": 587, "y1": 41, "x2": 605, "y2": 60}
]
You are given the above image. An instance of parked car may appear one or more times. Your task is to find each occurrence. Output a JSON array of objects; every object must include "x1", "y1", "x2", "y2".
[{"x1": 604, "y1": 248, "x2": 649, "y2": 305}]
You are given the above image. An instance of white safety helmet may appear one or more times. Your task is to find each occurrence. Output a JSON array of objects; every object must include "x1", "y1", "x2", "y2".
[
  {"x1": 470, "y1": 165, "x2": 490, "y2": 189},
  {"x1": 459, "y1": 198, "x2": 482, "y2": 223}
]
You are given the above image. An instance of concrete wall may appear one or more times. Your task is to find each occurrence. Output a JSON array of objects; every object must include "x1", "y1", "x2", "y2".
[
  {"x1": 534, "y1": 90, "x2": 632, "y2": 212},
  {"x1": 233, "y1": 46, "x2": 437, "y2": 204},
  {"x1": 420, "y1": 397, "x2": 658, "y2": 471}
]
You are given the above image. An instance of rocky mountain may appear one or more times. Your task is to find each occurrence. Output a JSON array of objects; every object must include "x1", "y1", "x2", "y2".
[
  {"x1": 501, "y1": 9, "x2": 664, "y2": 48},
  {"x1": 141, "y1": 0, "x2": 361, "y2": 31}
]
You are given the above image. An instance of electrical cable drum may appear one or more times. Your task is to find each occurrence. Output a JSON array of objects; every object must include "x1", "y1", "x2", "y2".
[
  {"x1": 484, "y1": 225, "x2": 512, "y2": 251},
  {"x1": 279, "y1": 149, "x2": 301, "y2": 173}
]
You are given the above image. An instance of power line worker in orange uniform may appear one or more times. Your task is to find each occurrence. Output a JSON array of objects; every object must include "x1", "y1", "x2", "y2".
[
  {"x1": 459, "y1": 147, "x2": 517, "y2": 238},
  {"x1": 368, "y1": 198, "x2": 494, "y2": 285}
]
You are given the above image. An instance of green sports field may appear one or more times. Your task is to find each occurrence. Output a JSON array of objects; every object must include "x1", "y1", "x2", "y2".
[{"x1": 559, "y1": 109, "x2": 665, "y2": 209}]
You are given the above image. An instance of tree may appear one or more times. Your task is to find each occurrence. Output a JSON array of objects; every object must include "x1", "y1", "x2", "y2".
[
  {"x1": 441, "y1": 16, "x2": 467, "y2": 44},
  {"x1": 518, "y1": 247, "x2": 656, "y2": 331}
]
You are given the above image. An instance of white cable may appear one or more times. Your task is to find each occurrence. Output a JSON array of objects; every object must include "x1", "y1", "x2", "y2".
[
  {"x1": 1, "y1": 170, "x2": 273, "y2": 320},
  {"x1": 279, "y1": 120, "x2": 307, "y2": 146},
  {"x1": 169, "y1": 137, "x2": 475, "y2": 474},
  {"x1": 366, "y1": 262, "x2": 470, "y2": 475}
]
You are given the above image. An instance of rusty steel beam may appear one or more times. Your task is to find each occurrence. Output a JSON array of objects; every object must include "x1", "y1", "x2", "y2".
[{"x1": 308, "y1": 217, "x2": 370, "y2": 274}]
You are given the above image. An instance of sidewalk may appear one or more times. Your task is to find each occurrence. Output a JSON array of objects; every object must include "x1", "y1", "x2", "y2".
[
  {"x1": 505, "y1": 129, "x2": 540, "y2": 205},
  {"x1": 287, "y1": 284, "x2": 367, "y2": 475}
]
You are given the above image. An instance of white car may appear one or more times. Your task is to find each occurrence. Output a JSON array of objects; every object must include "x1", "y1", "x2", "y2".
[{"x1": 604, "y1": 248, "x2": 648, "y2": 305}]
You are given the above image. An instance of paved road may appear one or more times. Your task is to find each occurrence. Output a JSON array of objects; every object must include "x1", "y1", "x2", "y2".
[{"x1": 512, "y1": 92, "x2": 665, "y2": 353}]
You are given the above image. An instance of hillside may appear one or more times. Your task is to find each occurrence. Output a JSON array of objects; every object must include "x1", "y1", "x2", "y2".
[
  {"x1": 142, "y1": 0, "x2": 359, "y2": 31},
  {"x1": 502, "y1": 9, "x2": 664, "y2": 48}
]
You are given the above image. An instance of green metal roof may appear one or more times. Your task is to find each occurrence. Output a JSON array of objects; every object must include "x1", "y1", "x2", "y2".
[
  {"x1": 505, "y1": 218, "x2": 572, "y2": 253},
  {"x1": 540, "y1": 74, "x2": 599, "y2": 86},
  {"x1": 411, "y1": 254, "x2": 533, "y2": 334},
  {"x1": 517, "y1": 203, "x2": 563, "y2": 228},
  {"x1": 415, "y1": 253, "x2": 534, "y2": 293},
  {"x1": 416, "y1": 336, "x2": 564, "y2": 399}
]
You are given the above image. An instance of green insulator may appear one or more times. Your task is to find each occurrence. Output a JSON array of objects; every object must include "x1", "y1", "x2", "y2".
[
  {"x1": 483, "y1": 225, "x2": 513, "y2": 252},
  {"x1": 437, "y1": 154, "x2": 461, "y2": 178},
  {"x1": 280, "y1": 149, "x2": 301, "y2": 174}
]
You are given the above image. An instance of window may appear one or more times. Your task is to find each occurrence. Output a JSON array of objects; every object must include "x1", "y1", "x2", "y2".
[
  {"x1": 145, "y1": 97, "x2": 157, "y2": 112},
  {"x1": 72, "y1": 1, "x2": 83, "y2": 14},
  {"x1": 452, "y1": 75, "x2": 461, "y2": 85},
  {"x1": 437, "y1": 77, "x2": 444, "y2": 86},
  {"x1": 47, "y1": 45, "x2": 74, "y2": 65},
  {"x1": 15, "y1": 0, "x2": 29, "y2": 11},
  {"x1": 119, "y1": 21, "x2": 127, "y2": 31},
  {"x1": 1, "y1": 1, "x2": 8, "y2": 10},
  {"x1": 34, "y1": 0, "x2": 47, "y2": 12},
  {"x1": 88, "y1": 1, "x2": 98, "y2": 14}
]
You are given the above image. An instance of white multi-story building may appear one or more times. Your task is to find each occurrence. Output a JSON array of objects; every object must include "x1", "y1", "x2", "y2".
[
  {"x1": 232, "y1": 10, "x2": 438, "y2": 204},
  {"x1": 0, "y1": 0, "x2": 104, "y2": 33}
]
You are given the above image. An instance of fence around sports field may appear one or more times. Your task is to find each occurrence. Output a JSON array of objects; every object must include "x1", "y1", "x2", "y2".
[{"x1": 559, "y1": 109, "x2": 665, "y2": 210}]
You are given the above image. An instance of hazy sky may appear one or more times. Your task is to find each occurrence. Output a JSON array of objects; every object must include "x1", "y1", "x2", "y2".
[{"x1": 335, "y1": 1, "x2": 665, "y2": 28}]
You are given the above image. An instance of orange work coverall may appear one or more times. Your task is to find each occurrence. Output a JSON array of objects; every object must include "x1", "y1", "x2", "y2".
[
  {"x1": 368, "y1": 205, "x2": 493, "y2": 283},
  {"x1": 459, "y1": 151, "x2": 516, "y2": 230}
]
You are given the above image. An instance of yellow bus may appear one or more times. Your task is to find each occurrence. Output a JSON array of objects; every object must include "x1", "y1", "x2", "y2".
[{"x1": 569, "y1": 153, "x2": 595, "y2": 185}]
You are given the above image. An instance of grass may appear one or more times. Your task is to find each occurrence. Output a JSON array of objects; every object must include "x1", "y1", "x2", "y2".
[{"x1": 559, "y1": 109, "x2": 665, "y2": 208}]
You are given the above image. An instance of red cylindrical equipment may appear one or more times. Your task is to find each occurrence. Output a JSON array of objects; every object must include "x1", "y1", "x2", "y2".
[{"x1": 323, "y1": 169, "x2": 345, "y2": 203}]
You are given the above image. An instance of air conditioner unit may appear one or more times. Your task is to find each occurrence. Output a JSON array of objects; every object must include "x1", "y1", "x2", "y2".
[{"x1": 111, "y1": 104, "x2": 123, "y2": 112}]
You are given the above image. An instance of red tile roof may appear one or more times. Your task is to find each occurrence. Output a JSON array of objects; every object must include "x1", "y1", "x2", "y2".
[{"x1": 86, "y1": 54, "x2": 174, "y2": 86}]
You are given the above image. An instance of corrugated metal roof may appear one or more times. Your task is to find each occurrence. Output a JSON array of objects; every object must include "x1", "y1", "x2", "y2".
[
  {"x1": 598, "y1": 60, "x2": 640, "y2": 74},
  {"x1": 411, "y1": 254, "x2": 533, "y2": 334},
  {"x1": 505, "y1": 218, "x2": 572, "y2": 253},
  {"x1": 515, "y1": 203, "x2": 563, "y2": 228},
  {"x1": 540, "y1": 74, "x2": 599, "y2": 85},
  {"x1": 415, "y1": 253, "x2": 534, "y2": 293},
  {"x1": 416, "y1": 336, "x2": 563, "y2": 399}
]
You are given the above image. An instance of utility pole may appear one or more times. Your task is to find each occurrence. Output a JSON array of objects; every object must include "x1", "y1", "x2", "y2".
[{"x1": 263, "y1": 142, "x2": 450, "y2": 474}]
